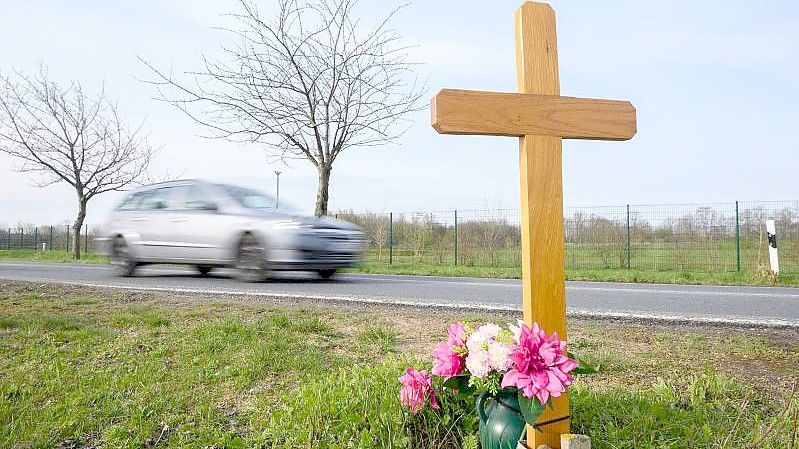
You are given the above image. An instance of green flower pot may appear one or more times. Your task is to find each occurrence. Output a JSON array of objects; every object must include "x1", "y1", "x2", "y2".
[{"x1": 477, "y1": 389, "x2": 526, "y2": 449}]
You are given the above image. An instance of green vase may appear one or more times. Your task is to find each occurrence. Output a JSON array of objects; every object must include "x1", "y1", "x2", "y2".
[{"x1": 477, "y1": 389, "x2": 526, "y2": 449}]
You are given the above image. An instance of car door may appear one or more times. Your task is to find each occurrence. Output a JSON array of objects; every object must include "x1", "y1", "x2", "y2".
[
  {"x1": 132, "y1": 186, "x2": 183, "y2": 262},
  {"x1": 163, "y1": 183, "x2": 233, "y2": 263}
]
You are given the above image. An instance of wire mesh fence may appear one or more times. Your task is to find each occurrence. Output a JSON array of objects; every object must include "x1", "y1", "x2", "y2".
[
  {"x1": 338, "y1": 200, "x2": 799, "y2": 274},
  {"x1": 0, "y1": 224, "x2": 96, "y2": 253},
  {"x1": 3, "y1": 200, "x2": 796, "y2": 274}
]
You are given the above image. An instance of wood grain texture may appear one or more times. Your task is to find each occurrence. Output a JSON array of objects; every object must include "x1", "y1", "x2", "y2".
[
  {"x1": 431, "y1": 89, "x2": 636, "y2": 140},
  {"x1": 515, "y1": 3, "x2": 570, "y2": 448},
  {"x1": 427, "y1": 2, "x2": 636, "y2": 445}
]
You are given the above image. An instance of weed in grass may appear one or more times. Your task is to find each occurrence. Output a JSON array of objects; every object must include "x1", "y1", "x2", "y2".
[
  {"x1": 0, "y1": 317, "x2": 16, "y2": 329},
  {"x1": 109, "y1": 307, "x2": 171, "y2": 328},
  {"x1": 294, "y1": 315, "x2": 338, "y2": 337},
  {"x1": 357, "y1": 326, "x2": 399, "y2": 353},
  {"x1": 267, "y1": 313, "x2": 292, "y2": 328},
  {"x1": 25, "y1": 314, "x2": 89, "y2": 332}
]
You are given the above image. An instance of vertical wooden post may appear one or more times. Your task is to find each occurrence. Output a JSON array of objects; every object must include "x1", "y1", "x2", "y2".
[{"x1": 515, "y1": 3, "x2": 569, "y2": 448}]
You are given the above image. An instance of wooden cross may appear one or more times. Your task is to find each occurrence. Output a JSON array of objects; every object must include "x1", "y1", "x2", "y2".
[{"x1": 431, "y1": 2, "x2": 636, "y2": 448}]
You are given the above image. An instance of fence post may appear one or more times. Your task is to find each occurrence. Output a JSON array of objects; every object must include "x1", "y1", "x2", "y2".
[
  {"x1": 84, "y1": 224, "x2": 88, "y2": 254},
  {"x1": 66, "y1": 224, "x2": 70, "y2": 252},
  {"x1": 388, "y1": 212, "x2": 393, "y2": 266},
  {"x1": 20, "y1": 228, "x2": 24, "y2": 250},
  {"x1": 454, "y1": 210, "x2": 458, "y2": 266},
  {"x1": 49, "y1": 226, "x2": 53, "y2": 251},
  {"x1": 735, "y1": 200, "x2": 741, "y2": 272},
  {"x1": 6, "y1": 228, "x2": 9, "y2": 250},
  {"x1": 626, "y1": 204, "x2": 631, "y2": 269},
  {"x1": 34, "y1": 227, "x2": 38, "y2": 250}
]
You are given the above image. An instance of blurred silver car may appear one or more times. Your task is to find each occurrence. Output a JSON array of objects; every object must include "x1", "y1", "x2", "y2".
[{"x1": 96, "y1": 180, "x2": 368, "y2": 281}]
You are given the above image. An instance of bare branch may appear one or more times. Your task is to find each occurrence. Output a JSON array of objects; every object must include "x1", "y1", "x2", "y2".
[
  {"x1": 141, "y1": 0, "x2": 425, "y2": 215},
  {"x1": 0, "y1": 67, "x2": 154, "y2": 258}
]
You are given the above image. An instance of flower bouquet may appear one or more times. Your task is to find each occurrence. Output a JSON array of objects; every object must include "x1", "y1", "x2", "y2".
[{"x1": 399, "y1": 321, "x2": 596, "y2": 449}]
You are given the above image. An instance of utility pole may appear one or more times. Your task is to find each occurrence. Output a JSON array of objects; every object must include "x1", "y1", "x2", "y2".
[{"x1": 274, "y1": 170, "x2": 281, "y2": 209}]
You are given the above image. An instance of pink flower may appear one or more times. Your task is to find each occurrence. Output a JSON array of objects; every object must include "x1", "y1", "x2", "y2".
[
  {"x1": 446, "y1": 322, "x2": 467, "y2": 347},
  {"x1": 500, "y1": 322, "x2": 578, "y2": 406},
  {"x1": 399, "y1": 367, "x2": 440, "y2": 413},
  {"x1": 432, "y1": 323, "x2": 467, "y2": 378}
]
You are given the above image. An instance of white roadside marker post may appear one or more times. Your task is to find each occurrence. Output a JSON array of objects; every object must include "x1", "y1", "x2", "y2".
[{"x1": 766, "y1": 219, "x2": 779, "y2": 275}]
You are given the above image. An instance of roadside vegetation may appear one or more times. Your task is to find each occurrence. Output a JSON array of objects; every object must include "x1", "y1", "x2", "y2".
[
  {"x1": 351, "y1": 260, "x2": 799, "y2": 287},
  {"x1": 1, "y1": 282, "x2": 796, "y2": 448},
  {"x1": 2, "y1": 249, "x2": 797, "y2": 287},
  {"x1": 0, "y1": 249, "x2": 105, "y2": 264}
]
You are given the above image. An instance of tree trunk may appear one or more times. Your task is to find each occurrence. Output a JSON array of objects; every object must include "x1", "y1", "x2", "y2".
[
  {"x1": 314, "y1": 164, "x2": 332, "y2": 217},
  {"x1": 72, "y1": 198, "x2": 87, "y2": 260}
]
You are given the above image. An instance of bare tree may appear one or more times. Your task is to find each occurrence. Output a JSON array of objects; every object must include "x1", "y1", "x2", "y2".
[
  {"x1": 0, "y1": 69, "x2": 152, "y2": 259},
  {"x1": 142, "y1": 0, "x2": 425, "y2": 216}
]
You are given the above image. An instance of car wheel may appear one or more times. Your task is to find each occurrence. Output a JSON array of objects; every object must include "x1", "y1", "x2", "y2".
[
  {"x1": 318, "y1": 268, "x2": 337, "y2": 279},
  {"x1": 235, "y1": 234, "x2": 270, "y2": 282},
  {"x1": 110, "y1": 237, "x2": 136, "y2": 277},
  {"x1": 196, "y1": 265, "x2": 213, "y2": 277}
]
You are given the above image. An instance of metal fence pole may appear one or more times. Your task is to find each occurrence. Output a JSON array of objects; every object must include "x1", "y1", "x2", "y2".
[
  {"x1": 49, "y1": 226, "x2": 53, "y2": 251},
  {"x1": 735, "y1": 200, "x2": 741, "y2": 272},
  {"x1": 84, "y1": 225, "x2": 88, "y2": 253},
  {"x1": 34, "y1": 227, "x2": 38, "y2": 250},
  {"x1": 389, "y1": 212, "x2": 394, "y2": 265},
  {"x1": 626, "y1": 204, "x2": 631, "y2": 269},
  {"x1": 20, "y1": 228, "x2": 24, "y2": 250},
  {"x1": 66, "y1": 224, "x2": 70, "y2": 252}
]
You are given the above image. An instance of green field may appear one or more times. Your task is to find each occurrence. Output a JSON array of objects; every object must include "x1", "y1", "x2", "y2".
[{"x1": 0, "y1": 282, "x2": 797, "y2": 448}]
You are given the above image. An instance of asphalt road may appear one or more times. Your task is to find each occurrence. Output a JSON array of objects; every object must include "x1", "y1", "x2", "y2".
[{"x1": 1, "y1": 261, "x2": 797, "y2": 327}]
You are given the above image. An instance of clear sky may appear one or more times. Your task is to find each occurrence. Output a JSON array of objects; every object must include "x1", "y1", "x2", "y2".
[{"x1": 0, "y1": 0, "x2": 797, "y2": 226}]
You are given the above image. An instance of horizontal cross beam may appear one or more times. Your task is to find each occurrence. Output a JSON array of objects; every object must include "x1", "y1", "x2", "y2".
[{"x1": 431, "y1": 88, "x2": 636, "y2": 140}]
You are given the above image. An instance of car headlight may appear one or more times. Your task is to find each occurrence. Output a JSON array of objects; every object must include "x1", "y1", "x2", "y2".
[{"x1": 273, "y1": 221, "x2": 312, "y2": 230}]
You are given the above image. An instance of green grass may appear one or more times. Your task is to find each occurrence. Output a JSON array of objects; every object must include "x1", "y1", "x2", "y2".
[
  {"x1": 350, "y1": 260, "x2": 799, "y2": 287},
  {"x1": 0, "y1": 249, "x2": 105, "y2": 264},
  {"x1": 0, "y1": 282, "x2": 797, "y2": 448}
]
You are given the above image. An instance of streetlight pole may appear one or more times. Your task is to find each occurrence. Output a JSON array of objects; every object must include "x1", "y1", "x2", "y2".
[{"x1": 274, "y1": 170, "x2": 281, "y2": 209}]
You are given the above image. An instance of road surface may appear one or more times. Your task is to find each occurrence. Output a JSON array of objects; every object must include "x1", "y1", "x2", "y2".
[{"x1": 0, "y1": 261, "x2": 797, "y2": 327}]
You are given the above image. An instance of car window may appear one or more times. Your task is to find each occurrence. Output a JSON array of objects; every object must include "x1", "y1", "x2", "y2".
[
  {"x1": 216, "y1": 184, "x2": 277, "y2": 210},
  {"x1": 117, "y1": 192, "x2": 145, "y2": 211},
  {"x1": 182, "y1": 185, "x2": 216, "y2": 210},
  {"x1": 140, "y1": 187, "x2": 182, "y2": 210}
]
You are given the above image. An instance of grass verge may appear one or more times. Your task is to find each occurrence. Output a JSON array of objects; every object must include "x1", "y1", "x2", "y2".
[
  {"x1": 0, "y1": 281, "x2": 797, "y2": 448},
  {"x1": 350, "y1": 260, "x2": 799, "y2": 287},
  {"x1": 0, "y1": 249, "x2": 105, "y2": 264}
]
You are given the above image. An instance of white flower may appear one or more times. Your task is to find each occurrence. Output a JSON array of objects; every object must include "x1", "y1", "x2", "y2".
[
  {"x1": 487, "y1": 340, "x2": 513, "y2": 372},
  {"x1": 465, "y1": 323, "x2": 514, "y2": 377},
  {"x1": 465, "y1": 348, "x2": 491, "y2": 378}
]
